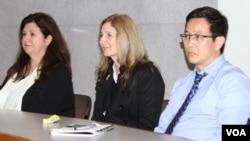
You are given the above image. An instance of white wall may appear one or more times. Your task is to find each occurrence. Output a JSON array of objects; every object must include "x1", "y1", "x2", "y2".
[
  {"x1": 218, "y1": 0, "x2": 250, "y2": 77},
  {"x1": 0, "y1": 0, "x2": 217, "y2": 101}
]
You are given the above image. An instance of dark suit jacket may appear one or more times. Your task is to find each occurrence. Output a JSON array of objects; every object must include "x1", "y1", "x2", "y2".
[
  {"x1": 0, "y1": 64, "x2": 75, "y2": 117},
  {"x1": 92, "y1": 62, "x2": 165, "y2": 131}
]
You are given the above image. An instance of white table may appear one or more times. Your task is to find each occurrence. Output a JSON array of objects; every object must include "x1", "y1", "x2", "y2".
[{"x1": 0, "y1": 110, "x2": 193, "y2": 141}]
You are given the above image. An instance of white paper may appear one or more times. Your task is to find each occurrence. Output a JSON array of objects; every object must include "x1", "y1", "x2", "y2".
[{"x1": 50, "y1": 123, "x2": 114, "y2": 137}]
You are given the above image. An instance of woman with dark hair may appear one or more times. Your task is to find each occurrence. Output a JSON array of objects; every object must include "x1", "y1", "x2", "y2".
[{"x1": 0, "y1": 12, "x2": 75, "y2": 117}]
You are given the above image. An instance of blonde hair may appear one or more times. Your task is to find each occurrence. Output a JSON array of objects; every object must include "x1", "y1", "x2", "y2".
[{"x1": 96, "y1": 14, "x2": 151, "y2": 82}]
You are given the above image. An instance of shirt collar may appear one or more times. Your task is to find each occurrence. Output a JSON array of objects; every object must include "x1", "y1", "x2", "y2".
[{"x1": 194, "y1": 55, "x2": 227, "y2": 77}]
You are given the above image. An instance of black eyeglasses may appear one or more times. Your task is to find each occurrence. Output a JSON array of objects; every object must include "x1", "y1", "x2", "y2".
[{"x1": 180, "y1": 34, "x2": 216, "y2": 43}]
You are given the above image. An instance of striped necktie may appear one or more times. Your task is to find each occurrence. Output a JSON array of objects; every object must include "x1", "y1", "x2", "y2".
[{"x1": 165, "y1": 72, "x2": 207, "y2": 134}]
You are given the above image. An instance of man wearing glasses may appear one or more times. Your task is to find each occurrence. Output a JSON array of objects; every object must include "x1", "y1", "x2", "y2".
[{"x1": 154, "y1": 6, "x2": 250, "y2": 141}]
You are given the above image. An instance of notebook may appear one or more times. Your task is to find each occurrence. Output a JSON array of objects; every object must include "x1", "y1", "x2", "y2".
[{"x1": 50, "y1": 123, "x2": 114, "y2": 137}]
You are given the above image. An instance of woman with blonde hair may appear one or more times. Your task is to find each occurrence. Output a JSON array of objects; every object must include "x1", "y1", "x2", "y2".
[{"x1": 92, "y1": 14, "x2": 165, "y2": 131}]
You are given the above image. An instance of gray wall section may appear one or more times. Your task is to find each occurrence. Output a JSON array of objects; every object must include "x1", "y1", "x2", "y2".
[{"x1": 0, "y1": 0, "x2": 217, "y2": 114}]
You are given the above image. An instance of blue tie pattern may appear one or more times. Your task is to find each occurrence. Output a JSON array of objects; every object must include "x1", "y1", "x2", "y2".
[{"x1": 165, "y1": 72, "x2": 207, "y2": 134}]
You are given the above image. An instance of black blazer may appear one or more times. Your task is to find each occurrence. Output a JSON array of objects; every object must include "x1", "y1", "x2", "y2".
[
  {"x1": 92, "y1": 62, "x2": 165, "y2": 131},
  {"x1": 0, "y1": 64, "x2": 75, "y2": 117}
]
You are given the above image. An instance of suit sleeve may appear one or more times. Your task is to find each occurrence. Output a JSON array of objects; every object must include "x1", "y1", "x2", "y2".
[{"x1": 137, "y1": 67, "x2": 165, "y2": 130}]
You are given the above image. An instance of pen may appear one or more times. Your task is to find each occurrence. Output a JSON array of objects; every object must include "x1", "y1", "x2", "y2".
[
  {"x1": 64, "y1": 124, "x2": 90, "y2": 130},
  {"x1": 96, "y1": 125, "x2": 114, "y2": 133}
]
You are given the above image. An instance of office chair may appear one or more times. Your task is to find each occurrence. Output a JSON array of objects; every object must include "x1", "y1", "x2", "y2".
[
  {"x1": 161, "y1": 99, "x2": 169, "y2": 112},
  {"x1": 74, "y1": 94, "x2": 92, "y2": 119}
]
